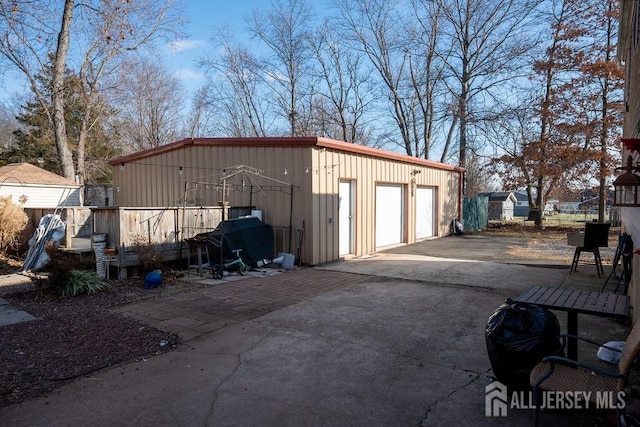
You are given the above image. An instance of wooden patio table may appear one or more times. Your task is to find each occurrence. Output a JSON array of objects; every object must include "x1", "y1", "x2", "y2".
[{"x1": 514, "y1": 285, "x2": 630, "y2": 360}]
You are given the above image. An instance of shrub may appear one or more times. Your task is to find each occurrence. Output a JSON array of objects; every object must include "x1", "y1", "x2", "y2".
[
  {"x1": 0, "y1": 196, "x2": 28, "y2": 255},
  {"x1": 53, "y1": 269, "x2": 108, "y2": 297},
  {"x1": 131, "y1": 234, "x2": 164, "y2": 274},
  {"x1": 43, "y1": 244, "x2": 108, "y2": 296}
]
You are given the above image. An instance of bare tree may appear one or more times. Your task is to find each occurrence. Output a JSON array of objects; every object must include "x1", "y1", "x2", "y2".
[
  {"x1": 408, "y1": 0, "x2": 449, "y2": 159},
  {"x1": 116, "y1": 57, "x2": 185, "y2": 152},
  {"x1": 309, "y1": 20, "x2": 374, "y2": 144},
  {"x1": 199, "y1": 27, "x2": 271, "y2": 137},
  {"x1": 335, "y1": 0, "x2": 416, "y2": 154},
  {"x1": 184, "y1": 87, "x2": 220, "y2": 138},
  {"x1": 0, "y1": 0, "x2": 184, "y2": 181},
  {"x1": 51, "y1": 0, "x2": 75, "y2": 179},
  {"x1": 249, "y1": 0, "x2": 315, "y2": 136},
  {"x1": 72, "y1": 0, "x2": 184, "y2": 183},
  {"x1": 0, "y1": 1, "x2": 76, "y2": 177},
  {"x1": 437, "y1": 0, "x2": 537, "y2": 188}
]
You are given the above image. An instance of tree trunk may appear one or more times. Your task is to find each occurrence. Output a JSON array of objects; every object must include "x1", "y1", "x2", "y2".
[{"x1": 52, "y1": 0, "x2": 75, "y2": 181}]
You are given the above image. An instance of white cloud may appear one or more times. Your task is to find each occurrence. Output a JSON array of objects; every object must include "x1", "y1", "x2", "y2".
[
  {"x1": 174, "y1": 68, "x2": 204, "y2": 82},
  {"x1": 167, "y1": 39, "x2": 205, "y2": 54}
]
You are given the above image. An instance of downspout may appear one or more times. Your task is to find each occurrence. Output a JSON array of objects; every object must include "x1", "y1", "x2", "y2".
[
  {"x1": 458, "y1": 170, "x2": 464, "y2": 221},
  {"x1": 288, "y1": 185, "x2": 294, "y2": 253}
]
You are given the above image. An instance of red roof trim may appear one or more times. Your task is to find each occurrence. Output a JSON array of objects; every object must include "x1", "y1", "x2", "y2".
[
  {"x1": 109, "y1": 137, "x2": 464, "y2": 172},
  {"x1": 315, "y1": 137, "x2": 464, "y2": 172}
]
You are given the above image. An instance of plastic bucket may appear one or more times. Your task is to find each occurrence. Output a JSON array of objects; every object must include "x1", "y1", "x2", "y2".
[
  {"x1": 282, "y1": 253, "x2": 295, "y2": 269},
  {"x1": 251, "y1": 210, "x2": 263, "y2": 221}
]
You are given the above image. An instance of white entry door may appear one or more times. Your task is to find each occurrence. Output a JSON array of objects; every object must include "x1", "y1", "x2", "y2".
[
  {"x1": 339, "y1": 181, "x2": 354, "y2": 255},
  {"x1": 415, "y1": 187, "x2": 435, "y2": 239},
  {"x1": 376, "y1": 184, "x2": 404, "y2": 248}
]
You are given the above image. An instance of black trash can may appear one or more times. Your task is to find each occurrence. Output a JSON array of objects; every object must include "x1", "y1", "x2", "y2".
[{"x1": 485, "y1": 298, "x2": 564, "y2": 390}]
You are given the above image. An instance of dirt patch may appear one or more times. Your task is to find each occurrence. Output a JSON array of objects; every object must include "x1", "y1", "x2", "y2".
[{"x1": 486, "y1": 222, "x2": 618, "y2": 265}]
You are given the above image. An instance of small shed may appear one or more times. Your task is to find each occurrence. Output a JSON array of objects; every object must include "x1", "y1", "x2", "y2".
[
  {"x1": 478, "y1": 191, "x2": 517, "y2": 221},
  {"x1": 513, "y1": 191, "x2": 530, "y2": 217},
  {"x1": 0, "y1": 163, "x2": 82, "y2": 208}
]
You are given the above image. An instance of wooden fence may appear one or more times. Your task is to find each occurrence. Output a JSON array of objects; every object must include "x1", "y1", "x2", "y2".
[
  {"x1": 24, "y1": 207, "x2": 92, "y2": 248},
  {"x1": 91, "y1": 206, "x2": 226, "y2": 277}
]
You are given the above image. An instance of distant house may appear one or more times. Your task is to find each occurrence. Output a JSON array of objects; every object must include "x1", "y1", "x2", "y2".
[
  {"x1": 477, "y1": 191, "x2": 517, "y2": 221},
  {"x1": 544, "y1": 199, "x2": 559, "y2": 215},
  {"x1": 558, "y1": 201, "x2": 581, "y2": 213},
  {"x1": 513, "y1": 191, "x2": 530, "y2": 217},
  {"x1": 0, "y1": 163, "x2": 82, "y2": 208}
]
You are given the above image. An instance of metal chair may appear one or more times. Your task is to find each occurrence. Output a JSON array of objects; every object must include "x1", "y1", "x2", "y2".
[
  {"x1": 569, "y1": 222, "x2": 611, "y2": 277},
  {"x1": 530, "y1": 320, "x2": 640, "y2": 426},
  {"x1": 602, "y1": 233, "x2": 634, "y2": 294}
]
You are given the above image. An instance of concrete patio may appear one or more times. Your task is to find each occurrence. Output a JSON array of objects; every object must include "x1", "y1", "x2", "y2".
[{"x1": 0, "y1": 235, "x2": 634, "y2": 426}]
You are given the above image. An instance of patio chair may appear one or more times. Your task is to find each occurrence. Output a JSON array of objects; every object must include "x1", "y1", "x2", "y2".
[
  {"x1": 529, "y1": 320, "x2": 640, "y2": 426},
  {"x1": 601, "y1": 233, "x2": 634, "y2": 295},
  {"x1": 569, "y1": 222, "x2": 611, "y2": 277}
]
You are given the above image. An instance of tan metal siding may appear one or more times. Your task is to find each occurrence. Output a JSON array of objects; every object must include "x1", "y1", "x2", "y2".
[
  {"x1": 309, "y1": 147, "x2": 459, "y2": 264},
  {"x1": 112, "y1": 143, "x2": 460, "y2": 265},
  {"x1": 115, "y1": 146, "x2": 313, "y2": 257}
]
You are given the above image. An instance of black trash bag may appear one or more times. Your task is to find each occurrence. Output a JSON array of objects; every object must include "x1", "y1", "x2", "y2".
[
  {"x1": 485, "y1": 298, "x2": 564, "y2": 390},
  {"x1": 450, "y1": 218, "x2": 464, "y2": 235}
]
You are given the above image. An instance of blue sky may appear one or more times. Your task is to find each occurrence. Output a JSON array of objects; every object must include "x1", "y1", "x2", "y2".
[
  {"x1": 0, "y1": 1, "x2": 262, "y2": 104},
  {"x1": 163, "y1": 0, "x2": 262, "y2": 98}
]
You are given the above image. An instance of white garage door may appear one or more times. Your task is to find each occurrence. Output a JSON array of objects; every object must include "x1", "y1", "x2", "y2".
[
  {"x1": 376, "y1": 184, "x2": 404, "y2": 248},
  {"x1": 415, "y1": 187, "x2": 435, "y2": 240}
]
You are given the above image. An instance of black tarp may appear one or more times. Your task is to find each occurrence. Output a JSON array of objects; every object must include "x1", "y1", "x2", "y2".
[{"x1": 197, "y1": 217, "x2": 274, "y2": 266}]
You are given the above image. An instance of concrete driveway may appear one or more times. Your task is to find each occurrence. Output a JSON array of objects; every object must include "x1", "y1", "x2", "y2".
[{"x1": 0, "y1": 235, "x2": 629, "y2": 426}]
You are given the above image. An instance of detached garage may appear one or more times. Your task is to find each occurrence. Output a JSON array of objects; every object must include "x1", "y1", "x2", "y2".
[{"x1": 109, "y1": 137, "x2": 463, "y2": 265}]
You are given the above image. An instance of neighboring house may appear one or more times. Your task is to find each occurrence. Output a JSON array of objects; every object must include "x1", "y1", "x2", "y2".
[
  {"x1": 0, "y1": 163, "x2": 81, "y2": 208},
  {"x1": 558, "y1": 201, "x2": 581, "y2": 213},
  {"x1": 477, "y1": 191, "x2": 517, "y2": 221},
  {"x1": 513, "y1": 191, "x2": 530, "y2": 217},
  {"x1": 617, "y1": 4, "x2": 640, "y2": 322},
  {"x1": 108, "y1": 137, "x2": 464, "y2": 266},
  {"x1": 544, "y1": 199, "x2": 559, "y2": 215}
]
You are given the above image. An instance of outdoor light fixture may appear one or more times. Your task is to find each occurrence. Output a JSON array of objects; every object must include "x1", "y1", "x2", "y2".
[{"x1": 613, "y1": 138, "x2": 640, "y2": 207}]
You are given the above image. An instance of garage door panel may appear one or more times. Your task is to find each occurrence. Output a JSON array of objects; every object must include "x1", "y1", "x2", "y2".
[{"x1": 376, "y1": 184, "x2": 404, "y2": 248}]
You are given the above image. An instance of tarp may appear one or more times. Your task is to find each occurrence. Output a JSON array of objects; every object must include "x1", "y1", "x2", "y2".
[
  {"x1": 20, "y1": 214, "x2": 66, "y2": 272},
  {"x1": 198, "y1": 217, "x2": 274, "y2": 265},
  {"x1": 463, "y1": 196, "x2": 488, "y2": 232}
]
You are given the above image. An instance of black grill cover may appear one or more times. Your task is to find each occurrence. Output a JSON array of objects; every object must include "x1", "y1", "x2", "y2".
[{"x1": 198, "y1": 217, "x2": 274, "y2": 265}]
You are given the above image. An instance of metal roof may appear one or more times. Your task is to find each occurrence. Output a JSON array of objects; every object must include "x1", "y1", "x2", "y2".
[{"x1": 108, "y1": 137, "x2": 465, "y2": 173}]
